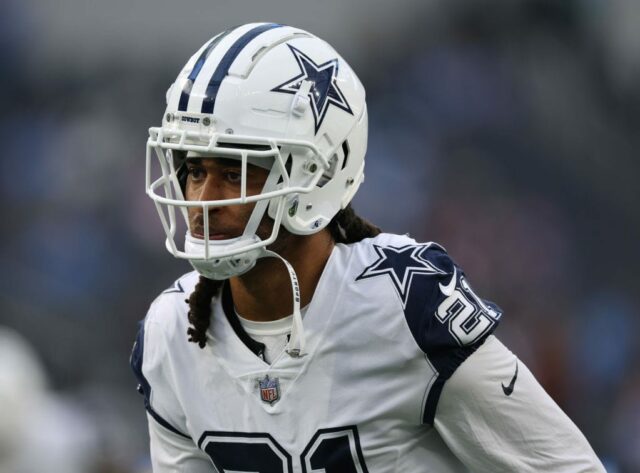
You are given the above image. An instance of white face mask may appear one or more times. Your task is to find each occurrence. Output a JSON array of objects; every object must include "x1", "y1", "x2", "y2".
[
  {"x1": 147, "y1": 131, "x2": 327, "y2": 279},
  {"x1": 185, "y1": 150, "x2": 275, "y2": 171}
]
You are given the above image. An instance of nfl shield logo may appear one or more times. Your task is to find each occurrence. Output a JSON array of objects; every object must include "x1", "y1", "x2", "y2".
[{"x1": 257, "y1": 375, "x2": 280, "y2": 404}]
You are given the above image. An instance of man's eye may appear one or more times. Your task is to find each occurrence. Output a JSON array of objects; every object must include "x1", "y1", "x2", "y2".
[
  {"x1": 224, "y1": 170, "x2": 242, "y2": 183},
  {"x1": 187, "y1": 167, "x2": 205, "y2": 180}
]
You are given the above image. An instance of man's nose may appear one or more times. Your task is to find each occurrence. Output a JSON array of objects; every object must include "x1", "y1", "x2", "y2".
[{"x1": 196, "y1": 176, "x2": 225, "y2": 202}]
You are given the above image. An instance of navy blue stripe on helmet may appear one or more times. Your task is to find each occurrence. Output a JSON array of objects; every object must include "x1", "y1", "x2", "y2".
[
  {"x1": 201, "y1": 23, "x2": 283, "y2": 114},
  {"x1": 178, "y1": 29, "x2": 233, "y2": 112}
]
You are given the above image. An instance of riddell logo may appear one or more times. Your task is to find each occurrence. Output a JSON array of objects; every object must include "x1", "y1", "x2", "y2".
[{"x1": 181, "y1": 116, "x2": 200, "y2": 124}]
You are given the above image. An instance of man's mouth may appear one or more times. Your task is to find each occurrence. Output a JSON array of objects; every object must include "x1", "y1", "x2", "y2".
[
  {"x1": 192, "y1": 230, "x2": 230, "y2": 240},
  {"x1": 191, "y1": 225, "x2": 235, "y2": 240}
]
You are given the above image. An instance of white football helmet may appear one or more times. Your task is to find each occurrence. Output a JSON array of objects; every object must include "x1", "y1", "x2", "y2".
[{"x1": 146, "y1": 22, "x2": 368, "y2": 279}]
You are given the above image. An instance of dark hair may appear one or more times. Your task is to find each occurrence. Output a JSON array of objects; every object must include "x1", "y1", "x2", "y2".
[{"x1": 186, "y1": 204, "x2": 381, "y2": 348}]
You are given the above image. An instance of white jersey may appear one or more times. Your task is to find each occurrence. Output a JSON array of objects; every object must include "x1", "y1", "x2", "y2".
[{"x1": 131, "y1": 233, "x2": 605, "y2": 472}]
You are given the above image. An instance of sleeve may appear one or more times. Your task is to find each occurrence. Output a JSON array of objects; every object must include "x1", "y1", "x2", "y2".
[
  {"x1": 394, "y1": 244, "x2": 502, "y2": 424},
  {"x1": 130, "y1": 318, "x2": 190, "y2": 438},
  {"x1": 148, "y1": 413, "x2": 215, "y2": 473},
  {"x1": 434, "y1": 335, "x2": 606, "y2": 473},
  {"x1": 130, "y1": 307, "x2": 209, "y2": 471}
]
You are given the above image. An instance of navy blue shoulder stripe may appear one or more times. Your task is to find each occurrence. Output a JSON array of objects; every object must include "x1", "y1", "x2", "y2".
[
  {"x1": 201, "y1": 23, "x2": 283, "y2": 114},
  {"x1": 162, "y1": 279, "x2": 185, "y2": 294},
  {"x1": 130, "y1": 320, "x2": 191, "y2": 440},
  {"x1": 422, "y1": 342, "x2": 485, "y2": 425},
  {"x1": 178, "y1": 29, "x2": 233, "y2": 112}
]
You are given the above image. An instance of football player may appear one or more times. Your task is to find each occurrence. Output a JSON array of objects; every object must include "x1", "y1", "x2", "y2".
[{"x1": 132, "y1": 22, "x2": 605, "y2": 472}]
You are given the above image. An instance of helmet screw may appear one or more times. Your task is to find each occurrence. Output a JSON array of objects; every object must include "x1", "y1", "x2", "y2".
[
  {"x1": 346, "y1": 177, "x2": 354, "y2": 186},
  {"x1": 165, "y1": 113, "x2": 174, "y2": 122},
  {"x1": 202, "y1": 117, "x2": 211, "y2": 126},
  {"x1": 306, "y1": 204, "x2": 313, "y2": 211},
  {"x1": 305, "y1": 161, "x2": 318, "y2": 173},
  {"x1": 225, "y1": 128, "x2": 234, "y2": 134}
]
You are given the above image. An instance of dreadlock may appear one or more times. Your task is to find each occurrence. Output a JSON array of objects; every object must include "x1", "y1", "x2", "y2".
[
  {"x1": 326, "y1": 204, "x2": 381, "y2": 244},
  {"x1": 186, "y1": 277, "x2": 222, "y2": 348},
  {"x1": 186, "y1": 204, "x2": 381, "y2": 348}
]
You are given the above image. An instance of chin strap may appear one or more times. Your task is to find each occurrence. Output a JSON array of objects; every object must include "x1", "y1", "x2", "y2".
[{"x1": 263, "y1": 250, "x2": 306, "y2": 358}]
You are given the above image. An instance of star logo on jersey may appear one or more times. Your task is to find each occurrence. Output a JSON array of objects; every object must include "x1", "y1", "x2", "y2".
[
  {"x1": 356, "y1": 244, "x2": 446, "y2": 308},
  {"x1": 256, "y1": 374, "x2": 280, "y2": 405},
  {"x1": 271, "y1": 44, "x2": 353, "y2": 134}
]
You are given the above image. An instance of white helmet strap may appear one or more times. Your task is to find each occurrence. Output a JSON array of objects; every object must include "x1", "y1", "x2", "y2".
[{"x1": 262, "y1": 250, "x2": 306, "y2": 358}]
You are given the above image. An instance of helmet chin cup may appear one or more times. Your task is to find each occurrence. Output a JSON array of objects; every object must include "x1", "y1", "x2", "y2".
[{"x1": 184, "y1": 232, "x2": 264, "y2": 280}]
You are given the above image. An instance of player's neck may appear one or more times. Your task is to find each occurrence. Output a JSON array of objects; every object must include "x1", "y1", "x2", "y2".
[{"x1": 229, "y1": 230, "x2": 335, "y2": 322}]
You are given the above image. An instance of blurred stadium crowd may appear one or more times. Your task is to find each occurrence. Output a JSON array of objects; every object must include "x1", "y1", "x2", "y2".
[{"x1": 0, "y1": 0, "x2": 638, "y2": 472}]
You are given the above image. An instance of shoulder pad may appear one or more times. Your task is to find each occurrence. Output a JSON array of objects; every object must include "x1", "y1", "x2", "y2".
[
  {"x1": 161, "y1": 271, "x2": 199, "y2": 296},
  {"x1": 356, "y1": 240, "x2": 502, "y2": 424}
]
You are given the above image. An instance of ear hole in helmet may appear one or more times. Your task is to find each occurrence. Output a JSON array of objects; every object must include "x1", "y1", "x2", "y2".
[
  {"x1": 276, "y1": 154, "x2": 293, "y2": 185},
  {"x1": 340, "y1": 140, "x2": 350, "y2": 170},
  {"x1": 317, "y1": 140, "x2": 349, "y2": 188}
]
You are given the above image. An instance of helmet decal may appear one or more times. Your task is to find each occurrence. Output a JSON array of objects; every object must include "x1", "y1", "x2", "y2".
[
  {"x1": 271, "y1": 44, "x2": 354, "y2": 134},
  {"x1": 201, "y1": 23, "x2": 283, "y2": 114},
  {"x1": 178, "y1": 23, "x2": 284, "y2": 114},
  {"x1": 177, "y1": 29, "x2": 232, "y2": 112}
]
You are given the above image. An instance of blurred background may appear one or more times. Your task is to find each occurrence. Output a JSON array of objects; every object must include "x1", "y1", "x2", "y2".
[{"x1": 1, "y1": 0, "x2": 638, "y2": 471}]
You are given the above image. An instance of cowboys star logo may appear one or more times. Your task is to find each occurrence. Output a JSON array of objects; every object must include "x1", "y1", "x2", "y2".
[
  {"x1": 272, "y1": 44, "x2": 353, "y2": 134},
  {"x1": 356, "y1": 244, "x2": 447, "y2": 308}
]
